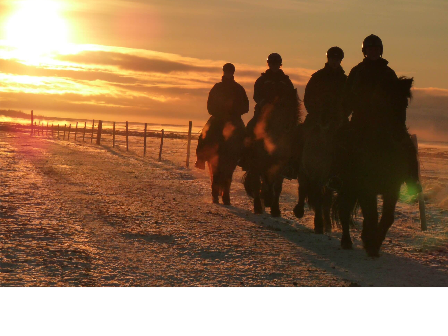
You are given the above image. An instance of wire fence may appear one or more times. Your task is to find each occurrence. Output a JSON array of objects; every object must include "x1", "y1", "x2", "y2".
[{"x1": 3, "y1": 111, "x2": 201, "y2": 168}]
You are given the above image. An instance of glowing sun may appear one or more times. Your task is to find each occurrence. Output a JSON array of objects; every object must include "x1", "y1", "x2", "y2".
[{"x1": 5, "y1": 0, "x2": 70, "y2": 60}]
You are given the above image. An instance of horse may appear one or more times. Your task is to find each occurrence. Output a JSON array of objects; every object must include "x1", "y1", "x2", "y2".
[
  {"x1": 294, "y1": 117, "x2": 339, "y2": 233},
  {"x1": 333, "y1": 76, "x2": 414, "y2": 257},
  {"x1": 243, "y1": 87, "x2": 301, "y2": 217},
  {"x1": 198, "y1": 116, "x2": 245, "y2": 205}
]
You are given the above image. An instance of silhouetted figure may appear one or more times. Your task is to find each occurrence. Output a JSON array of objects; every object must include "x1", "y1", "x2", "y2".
[
  {"x1": 253, "y1": 53, "x2": 295, "y2": 116},
  {"x1": 239, "y1": 53, "x2": 295, "y2": 172},
  {"x1": 293, "y1": 46, "x2": 347, "y2": 227},
  {"x1": 195, "y1": 63, "x2": 249, "y2": 204},
  {"x1": 341, "y1": 34, "x2": 421, "y2": 194},
  {"x1": 332, "y1": 34, "x2": 421, "y2": 257},
  {"x1": 242, "y1": 54, "x2": 301, "y2": 217},
  {"x1": 304, "y1": 46, "x2": 347, "y2": 125}
]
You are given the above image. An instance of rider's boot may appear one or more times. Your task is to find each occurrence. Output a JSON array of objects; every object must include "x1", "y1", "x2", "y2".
[{"x1": 195, "y1": 159, "x2": 206, "y2": 170}]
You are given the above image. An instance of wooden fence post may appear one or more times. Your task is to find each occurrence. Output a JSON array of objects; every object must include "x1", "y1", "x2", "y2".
[
  {"x1": 96, "y1": 120, "x2": 103, "y2": 145},
  {"x1": 126, "y1": 121, "x2": 129, "y2": 151},
  {"x1": 30, "y1": 110, "x2": 34, "y2": 136},
  {"x1": 51, "y1": 124, "x2": 54, "y2": 138},
  {"x1": 46, "y1": 122, "x2": 48, "y2": 137},
  {"x1": 57, "y1": 124, "x2": 60, "y2": 139},
  {"x1": 83, "y1": 122, "x2": 86, "y2": 142},
  {"x1": 91, "y1": 119, "x2": 94, "y2": 143},
  {"x1": 411, "y1": 134, "x2": 427, "y2": 231},
  {"x1": 41, "y1": 122, "x2": 44, "y2": 136},
  {"x1": 68, "y1": 124, "x2": 71, "y2": 140},
  {"x1": 38, "y1": 121, "x2": 40, "y2": 136},
  {"x1": 113, "y1": 122, "x2": 116, "y2": 148},
  {"x1": 63, "y1": 124, "x2": 66, "y2": 140},
  {"x1": 34, "y1": 122, "x2": 37, "y2": 136},
  {"x1": 186, "y1": 121, "x2": 192, "y2": 167},
  {"x1": 158, "y1": 129, "x2": 164, "y2": 162},
  {"x1": 75, "y1": 122, "x2": 78, "y2": 141},
  {"x1": 143, "y1": 123, "x2": 147, "y2": 156}
]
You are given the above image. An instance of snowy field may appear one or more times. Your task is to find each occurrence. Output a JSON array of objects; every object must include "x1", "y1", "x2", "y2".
[{"x1": 0, "y1": 129, "x2": 447, "y2": 286}]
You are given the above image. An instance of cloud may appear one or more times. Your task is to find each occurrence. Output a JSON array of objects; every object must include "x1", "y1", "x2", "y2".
[
  {"x1": 407, "y1": 88, "x2": 448, "y2": 141},
  {"x1": 2, "y1": 43, "x2": 447, "y2": 142},
  {"x1": 56, "y1": 51, "x2": 220, "y2": 74},
  {"x1": 0, "y1": 58, "x2": 141, "y2": 84}
]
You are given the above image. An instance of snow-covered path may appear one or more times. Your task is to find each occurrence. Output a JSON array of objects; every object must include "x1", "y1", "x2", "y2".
[{"x1": 1, "y1": 131, "x2": 447, "y2": 286}]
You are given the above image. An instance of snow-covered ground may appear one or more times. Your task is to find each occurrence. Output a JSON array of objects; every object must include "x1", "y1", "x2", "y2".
[{"x1": 0, "y1": 130, "x2": 447, "y2": 286}]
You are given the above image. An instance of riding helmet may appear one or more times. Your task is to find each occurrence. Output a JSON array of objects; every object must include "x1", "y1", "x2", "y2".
[
  {"x1": 223, "y1": 63, "x2": 235, "y2": 74},
  {"x1": 326, "y1": 46, "x2": 344, "y2": 60},
  {"x1": 362, "y1": 34, "x2": 383, "y2": 56},
  {"x1": 267, "y1": 53, "x2": 282, "y2": 65}
]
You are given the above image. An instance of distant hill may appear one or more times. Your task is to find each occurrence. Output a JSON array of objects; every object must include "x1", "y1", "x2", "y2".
[{"x1": 0, "y1": 110, "x2": 31, "y2": 119}]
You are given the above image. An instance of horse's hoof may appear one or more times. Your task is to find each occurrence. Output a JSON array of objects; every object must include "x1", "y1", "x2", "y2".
[
  {"x1": 341, "y1": 236, "x2": 353, "y2": 250},
  {"x1": 362, "y1": 239, "x2": 380, "y2": 257},
  {"x1": 324, "y1": 226, "x2": 332, "y2": 233},
  {"x1": 365, "y1": 247, "x2": 380, "y2": 258},
  {"x1": 254, "y1": 200, "x2": 263, "y2": 214},
  {"x1": 212, "y1": 197, "x2": 219, "y2": 204},
  {"x1": 293, "y1": 204, "x2": 304, "y2": 218},
  {"x1": 271, "y1": 209, "x2": 281, "y2": 217},
  {"x1": 314, "y1": 226, "x2": 324, "y2": 234},
  {"x1": 222, "y1": 196, "x2": 231, "y2": 206}
]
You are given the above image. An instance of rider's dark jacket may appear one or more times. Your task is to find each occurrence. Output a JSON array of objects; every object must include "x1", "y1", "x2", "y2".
[
  {"x1": 253, "y1": 69, "x2": 295, "y2": 110},
  {"x1": 344, "y1": 58, "x2": 407, "y2": 129},
  {"x1": 207, "y1": 76, "x2": 249, "y2": 118},
  {"x1": 304, "y1": 63, "x2": 347, "y2": 124}
]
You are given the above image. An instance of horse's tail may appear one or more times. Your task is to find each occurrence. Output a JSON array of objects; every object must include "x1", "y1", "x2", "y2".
[
  {"x1": 294, "y1": 88, "x2": 303, "y2": 123},
  {"x1": 243, "y1": 170, "x2": 259, "y2": 199},
  {"x1": 331, "y1": 193, "x2": 358, "y2": 229}
]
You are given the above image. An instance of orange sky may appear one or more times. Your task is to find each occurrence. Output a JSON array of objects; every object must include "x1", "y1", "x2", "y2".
[{"x1": 1, "y1": 0, "x2": 448, "y2": 141}]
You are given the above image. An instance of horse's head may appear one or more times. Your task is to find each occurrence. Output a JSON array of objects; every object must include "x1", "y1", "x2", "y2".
[
  {"x1": 370, "y1": 76, "x2": 413, "y2": 124},
  {"x1": 395, "y1": 76, "x2": 413, "y2": 99}
]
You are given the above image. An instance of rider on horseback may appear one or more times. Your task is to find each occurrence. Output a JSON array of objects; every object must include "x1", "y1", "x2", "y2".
[
  {"x1": 303, "y1": 46, "x2": 347, "y2": 126},
  {"x1": 239, "y1": 53, "x2": 295, "y2": 171},
  {"x1": 294, "y1": 47, "x2": 348, "y2": 219},
  {"x1": 337, "y1": 34, "x2": 422, "y2": 194},
  {"x1": 253, "y1": 53, "x2": 295, "y2": 118},
  {"x1": 195, "y1": 63, "x2": 249, "y2": 169}
]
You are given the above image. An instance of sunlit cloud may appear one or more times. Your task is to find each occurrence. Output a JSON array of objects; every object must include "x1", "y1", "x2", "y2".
[
  {"x1": 0, "y1": 42, "x2": 311, "y2": 124},
  {"x1": 1, "y1": 39, "x2": 447, "y2": 142}
]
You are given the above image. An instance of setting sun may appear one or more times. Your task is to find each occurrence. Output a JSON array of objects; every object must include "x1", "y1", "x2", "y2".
[{"x1": 5, "y1": 0, "x2": 69, "y2": 60}]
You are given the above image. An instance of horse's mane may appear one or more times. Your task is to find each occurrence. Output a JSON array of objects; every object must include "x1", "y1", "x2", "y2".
[{"x1": 397, "y1": 76, "x2": 414, "y2": 99}]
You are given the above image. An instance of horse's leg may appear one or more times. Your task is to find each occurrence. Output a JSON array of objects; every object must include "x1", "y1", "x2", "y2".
[
  {"x1": 261, "y1": 180, "x2": 273, "y2": 208},
  {"x1": 293, "y1": 178, "x2": 307, "y2": 219},
  {"x1": 221, "y1": 168, "x2": 233, "y2": 206},
  {"x1": 339, "y1": 192, "x2": 357, "y2": 250},
  {"x1": 377, "y1": 189, "x2": 400, "y2": 247},
  {"x1": 314, "y1": 202, "x2": 324, "y2": 234},
  {"x1": 253, "y1": 174, "x2": 263, "y2": 214},
  {"x1": 208, "y1": 162, "x2": 219, "y2": 204},
  {"x1": 270, "y1": 176, "x2": 283, "y2": 217},
  {"x1": 254, "y1": 191, "x2": 263, "y2": 214},
  {"x1": 359, "y1": 194, "x2": 380, "y2": 257},
  {"x1": 323, "y1": 188, "x2": 333, "y2": 233}
]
